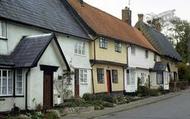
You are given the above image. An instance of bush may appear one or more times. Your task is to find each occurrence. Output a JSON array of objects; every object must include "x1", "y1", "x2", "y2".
[
  {"x1": 137, "y1": 86, "x2": 150, "y2": 97},
  {"x1": 177, "y1": 63, "x2": 190, "y2": 81},
  {"x1": 94, "y1": 104, "x2": 104, "y2": 110},
  {"x1": 149, "y1": 89, "x2": 160, "y2": 96},
  {"x1": 101, "y1": 101, "x2": 114, "y2": 107},
  {"x1": 82, "y1": 93, "x2": 96, "y2": 101},
  {"x1": 45, "y1": 111, "x2": 59, "y2": 119}
]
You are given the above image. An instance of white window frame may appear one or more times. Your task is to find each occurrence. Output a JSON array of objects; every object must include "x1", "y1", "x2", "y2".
[
  {"x1": 79, "y1": 69, "x2": 88, "y2": 84},
  {"x1": 99, "y1": 37, "x2": 108, "y2": 49},
  {"x1": 145, "y1": 50, "x2": 149, "y2": 58},
  {"x1": 0, "y1": 69, "x2": 13, "y2": 96},
  {"x1": 131, "y1": 45, "x2": 136, "y2": 55},
  {"x1": 74, "y1": 41, "x2": 85, "y2": 55},
  {"x1": 0, "y1": 20, "x2": 7, "y2": 39},
  {"x1": 15, "y1": 70, "x2": 24, "y2": 96}
]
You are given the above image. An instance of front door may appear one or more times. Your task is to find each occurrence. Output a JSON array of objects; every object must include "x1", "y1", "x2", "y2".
[
  {"x1": 75, "y1": 69, "x2": 80, "y2": 97},
  {"x1": 106, "y1": 70, "x2": 112, "y2": 94},
  {"x1": 125, "y1": 69, "x2": 137, "y2": 93},
  {"x1": 43, "y1": 71, "x2": 53, "y2": 109}
]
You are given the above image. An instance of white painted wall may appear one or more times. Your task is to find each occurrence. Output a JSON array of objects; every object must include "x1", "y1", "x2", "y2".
[
  {"x1": 28, "y1": 40, "x2": 66, "y2": 110},
  {"x1": 128, "y1": 46, "x2": 160, "y2": 69},
  {"x1": 0, "y1": 21, "x2": 92, "y2": 111},
  {"x1": 125, "y1": 46, "x2": 161, "y2": 92}
]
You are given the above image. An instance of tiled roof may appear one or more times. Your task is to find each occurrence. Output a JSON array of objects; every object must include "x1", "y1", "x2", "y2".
[
  {"x1": 11, "y1": 33, "x2": 55, "y2": 68},
  {"x1": 0, "y1": 0, "x2": 89, "y2": 39},
  {"x1": 135, "y1": 21, "x2": 182, "y2": 61},
  {"x1": 0, "y1": 55, "x2": 14, "y2": 66},
  {"x1": 152, "y1": 62, "x2": 167, "y2": 71},
  {"x1": 67, "y1": 0, "x2": 157, "y2": 52},
  {"x1": 0, "y1": 33, "x2": 70, "y2": 69}
]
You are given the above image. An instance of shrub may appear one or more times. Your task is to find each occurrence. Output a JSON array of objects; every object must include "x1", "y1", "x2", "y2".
[
  {"x1": 94, "y1": 104, "x2": 104, "y2": 110},
  {"x1": 149, "y1": 89, "x2": 159, "y2": 96},
  {"x1": 101, "y1": 101, "x2": 114, "y2": 107},
  {"x1": 82, "y1": 93, "x2": 96, "y2": 101},
  {"x1": 137, "y1": 86, "x2": 150, "y2": 97},
  {"x1": 45, "y1": 111, "x2": 59, "y2": 119}
]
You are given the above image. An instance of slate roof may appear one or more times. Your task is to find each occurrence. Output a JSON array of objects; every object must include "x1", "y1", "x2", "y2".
[
  {"x1": 135, "y1": 21, "x2": 182, "y2": 61},
  {"x1": 152, "y1": 62, "x2": 167, "y2": 71},
  {"x1": 0, "y1": 0, "x2": 89, "y2": 39},
  {"x1": 67, "y1": 0, "x2": 157, "y2": 52},
  {"x1": 0, "y1": 33, "x2": 70, "y2": 70}
]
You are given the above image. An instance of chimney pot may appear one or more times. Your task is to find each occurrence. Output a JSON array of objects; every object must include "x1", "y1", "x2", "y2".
[
  {"x1": 78, "y1": 0, "x2": 84, "y2": 7},
  {"x1": 122, "y1": 6, "x2": 132, "y2": 25},
  {"x1": 138, "y1": 14, "x2": 144, "y2": 21}
]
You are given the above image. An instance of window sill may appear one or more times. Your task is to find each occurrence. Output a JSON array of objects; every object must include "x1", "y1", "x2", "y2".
[
  {"x1": 0, "y1": 95, "x2": 24, "y2": 98},
  {"x1": 0, "y1": 36, "x2": 7, "y2": 40},
  {"x1": 99, "y1": 47, "x2": 108, "y2": 50},
  {"x1": 74, "y1": 53, "x2": 86, "y2": 57},
  {"x1": 80, "y1": 83, "x2": 88, "y2": 85}
]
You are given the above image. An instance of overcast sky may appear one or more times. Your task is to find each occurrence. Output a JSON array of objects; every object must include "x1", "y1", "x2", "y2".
[{"x1": 84, "y1": 0, "x2": 190, "y2": 25}]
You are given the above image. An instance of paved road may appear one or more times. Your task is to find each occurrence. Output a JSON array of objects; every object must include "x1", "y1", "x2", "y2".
[{"x1": 96, "y1": 90, "x2": 190, "y2": 119}]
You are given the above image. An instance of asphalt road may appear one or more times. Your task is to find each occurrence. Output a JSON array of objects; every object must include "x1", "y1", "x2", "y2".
[{"x1": 96, "y1": 90, "x2": 190, "y2": 119}]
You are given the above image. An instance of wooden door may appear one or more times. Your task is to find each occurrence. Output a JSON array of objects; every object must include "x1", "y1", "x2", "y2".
[
  {"x1": 106, "y1": 70, "x2": 112, "y2": 94},
  {"x1": 75, "y1": 69, "x2": 80, "y2": 97},
  {"x1": 43, "y1": 71, "x2": 53, "y2": 109}
]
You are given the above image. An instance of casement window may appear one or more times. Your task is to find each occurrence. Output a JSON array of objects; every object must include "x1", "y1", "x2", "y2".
[
  {"x1": 145, "y1": 50, "x2": 149, "y2": 58},
  {"x1": 79, "y1": 69, "x2": 87, "y2": 83},
  {"x1": 99, "y1": 37, "x2": 108, "y2": 49},
  {"x1": 74, "y1": 42, "x2": 85, "y2": 55},
  {"x1": 127, "y1": 69, "x2": 135, "y2": 85},
  {"x1": 0, "y1": 70, "x2": 13, "y2": 96},
  {"x1": 154, "y1": 53, "x2": 157, "y2": 61},
  {"x1": 115, "y1": 41, "x2": 122, "y2": 53},
  {"x1": 131, "y1": 45, "x2": 136, "y2": 55},
  {"x1": 157, "y1": 73, "x2": 163, "y2": 84},
  {"x1": 15, "y1": 70, "x2": 24, "y2": 95},
  {"x1": 97, "y1": 68, "x2": 104, "y2": 84},
  {"x1": 0, "y1": 20, "x2": 7, "y2": 38},
  {"x1": 112, "y1": 70, "x2": 118, "y2": 83}
]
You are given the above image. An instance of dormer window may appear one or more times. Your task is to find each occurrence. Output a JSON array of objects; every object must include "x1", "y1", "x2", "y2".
[
  {"x1": 0, "y1": 20, "x2": 7, "y2": 39},
  {"x1": 99, "y1": 37, "x2": 108, "y2": 49}
]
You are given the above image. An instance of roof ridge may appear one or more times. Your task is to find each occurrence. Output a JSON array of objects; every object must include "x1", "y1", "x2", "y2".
[{"x1": 82, "y1": 1, "x2": 129, "y2": 26}]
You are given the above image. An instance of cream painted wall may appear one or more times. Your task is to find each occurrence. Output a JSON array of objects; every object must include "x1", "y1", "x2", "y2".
[
  {"x1": 92, "y1": 64, "x2": 124, "y2": 93},
  {"x1": 91, "y1": 38, "x2": 127, "y2": 64}
]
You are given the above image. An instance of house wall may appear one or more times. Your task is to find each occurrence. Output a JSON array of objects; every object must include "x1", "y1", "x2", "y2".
[
  {"x1": 27, "y1": 40, "x2": 66, "y2": 110},
  {"x1": 128, "y1": 46, "x2": 160, "y2": 69},
  {"x1": 0, "y1": 69, "x2": 27, "y2": 112},
  {"x1": 92, "y1": 64, "x2": 124, "y2": 93},
  {"x1": 57, "y1": 35, "x2": 92, "y2": 97},
  {"x1": 90, "y1": 38, "x2": 127, "y2": 64},
  {"x1": 4, "y1": 21, "x2": 91, "y2": 97}
]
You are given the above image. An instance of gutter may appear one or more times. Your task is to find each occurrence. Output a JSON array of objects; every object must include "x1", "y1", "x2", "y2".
[{"x1": 25, "y1": 68, "x2": 30, "y2": 110}]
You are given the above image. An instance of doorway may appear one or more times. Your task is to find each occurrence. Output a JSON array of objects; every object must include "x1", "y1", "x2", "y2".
[{"x1": 106, "y1": 70, "x2": 112, "y2": 94}]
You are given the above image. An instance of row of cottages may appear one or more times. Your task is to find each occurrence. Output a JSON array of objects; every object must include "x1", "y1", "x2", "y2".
[
  {"x1": 67, "y1": 0, "x2": 181, "y2": 94},
  {"x1": 0, "y1": 0, "x2": 181, "y2": 112},
  {"x1": 0, "y1": 0, "x2": 93, "y2": 112}
]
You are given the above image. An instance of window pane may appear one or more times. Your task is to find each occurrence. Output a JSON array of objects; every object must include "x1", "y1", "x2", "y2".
[
  {"x1": 16, "y1": 70, "x2": 23, "y2": 95},
  {"x1": 8, "y1": 71, "x2": 13, "y2": 94},
  {"x1": 0, "y1": 21, "x2": 2, "y2": 37},
  {"x1": 97, "y1": 68, "x2": 104, "y2": 83},
  {"x1": 2, "y1": 71, "x2": 7, "y2": 95}
]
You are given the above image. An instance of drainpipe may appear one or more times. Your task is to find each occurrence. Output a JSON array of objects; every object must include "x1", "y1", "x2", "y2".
[
  {"x1": 124, "y1": 44, "x2": 130, "y2": 93},
  {"x1": 25, "y1": 68, "x2": 30, "y2": 110},
  {"x1": 91, "y1": 37, "x2": 99, "y2": 94}
]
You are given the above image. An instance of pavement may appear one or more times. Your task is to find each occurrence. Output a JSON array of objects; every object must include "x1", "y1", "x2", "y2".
[{"x1": 61, "y1": 89, "x2": 189, "y2": 119}]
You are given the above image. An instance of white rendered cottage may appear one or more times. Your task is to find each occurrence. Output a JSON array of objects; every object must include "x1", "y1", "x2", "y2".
[
  {"x1": 0, "y1": 0, "x2": 92, "y2": 112},
  {"x1": 125, "y1": 28, "x2": 161, "y2": 93}
]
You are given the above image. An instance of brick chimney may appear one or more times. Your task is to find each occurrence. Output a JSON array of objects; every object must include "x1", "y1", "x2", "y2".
[
  {"x1": 122, "y1": 7, "x2": 132, "y2": 25},
  {"x1": 138, "y1": 14, "x2": 144, "y2": 22},
  {"x1": 153, "y1": 18, "x2": 161, "y2": 32}
]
